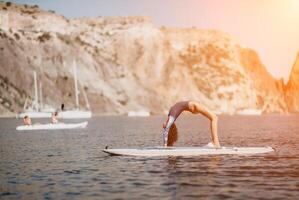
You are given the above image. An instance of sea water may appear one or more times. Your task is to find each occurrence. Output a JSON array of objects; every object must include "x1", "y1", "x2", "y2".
[{"x1": 0, "y1": 115, "x2": 299, "y2": 199}]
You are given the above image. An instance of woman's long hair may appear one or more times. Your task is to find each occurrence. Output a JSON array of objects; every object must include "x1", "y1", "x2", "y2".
[{"x1": 167, "y1": 123, "x2": 178, "y2": 146}]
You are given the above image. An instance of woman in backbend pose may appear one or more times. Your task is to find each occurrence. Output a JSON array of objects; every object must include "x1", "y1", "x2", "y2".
[{"x1": 162, "y1": 100, "x2": 221, "y2": 148}]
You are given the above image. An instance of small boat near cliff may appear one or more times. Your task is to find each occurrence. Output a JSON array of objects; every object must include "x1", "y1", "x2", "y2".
[
  {"x1": 236, "y1": 109, "x2": 262, "y2": 115},
  {"x1": 18, "y1": 71, "x2": 55, "y2": 119},
  {"x1": 128, "y1": 110, "x2": 150, "y2": 117},
  {"x1": 60, "y1": 60, "x2": 92, "y2": 119},
  {"x1": 16, "y1": 121, "x2": 88, "y2": 131}
]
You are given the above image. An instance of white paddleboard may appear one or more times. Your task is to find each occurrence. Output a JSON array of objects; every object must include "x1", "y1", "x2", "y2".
[
  {"x1": 16, "y1": 121, "x2": 88, "y2": 131},
  {"x1": 103, "y1": 146, "x2": 274, "y2": 156}
]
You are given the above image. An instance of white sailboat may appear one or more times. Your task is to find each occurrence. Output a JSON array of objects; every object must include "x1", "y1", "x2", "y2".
[
  {"x1": 58, "y1": 60, "x2": 92, "y2": 119},
  {"x1": 18, "y1": 71, "x2": 54, "y2": 118}
]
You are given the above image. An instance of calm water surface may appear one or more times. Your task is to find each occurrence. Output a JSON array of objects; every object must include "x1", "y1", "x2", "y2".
[{"x1": 1, "y1": 115, "x2": 299, "y2": 199}]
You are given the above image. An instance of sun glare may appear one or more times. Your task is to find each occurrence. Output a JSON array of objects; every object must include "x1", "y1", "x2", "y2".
[{"x1": 290, "y1": 0, "x2": 299, "y2": 8}]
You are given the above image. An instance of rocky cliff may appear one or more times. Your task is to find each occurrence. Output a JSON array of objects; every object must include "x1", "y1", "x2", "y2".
[
  {"x1": 0, "y1": 2, "x2": 297, "y2": 116},
  {"x1": 285, "y1": 53, "x2": 299, "y2": 112}
]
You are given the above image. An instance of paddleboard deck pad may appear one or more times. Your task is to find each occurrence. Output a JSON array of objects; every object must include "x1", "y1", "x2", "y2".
[{"x1": 103, "y1": 146, "x2": 274, "y2": 156}]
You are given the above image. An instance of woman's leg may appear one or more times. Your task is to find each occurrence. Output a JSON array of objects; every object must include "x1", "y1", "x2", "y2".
[
  {"x1": 210, "y1": 115, "x2": 220, "y2": 148},
  {"x1": 189, "y1": 101, "x2": 221, "y2": 148}
]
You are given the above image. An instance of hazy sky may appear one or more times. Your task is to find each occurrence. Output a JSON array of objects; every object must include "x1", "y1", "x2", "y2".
[{"x1": 10, "y1": 0, "x2": 299, "y2": 81}]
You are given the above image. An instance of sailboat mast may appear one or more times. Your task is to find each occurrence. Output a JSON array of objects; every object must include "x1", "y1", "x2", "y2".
[
  {"x1": 33, "y1": 71, "x2": 39, "y2": 111},
  {"x1": 39, "y1": 82, "x2": 43, "y2": 110},
  {"x1": 82, "y1": 87, "x2": 90, "y2": 110},
  {"x1": 73, "y1": 60, "x2": 79, "y2": 109},
  {"x1": 23, "y1": 97, "x2": 28, "y2": 110}
]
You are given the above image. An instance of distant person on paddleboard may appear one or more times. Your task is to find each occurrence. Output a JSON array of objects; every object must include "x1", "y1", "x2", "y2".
[
  {"x1": 23, "y1": 115, "x2": 32, "y2": 126},
  {"x1": 162, "y1": 100, "x2": 221, "y2": 148},
  {"x1": 51, "y1": 112, "x2": 58, "y2": 124}
]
